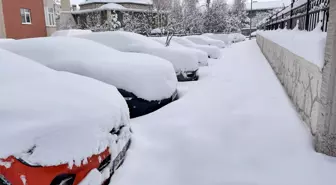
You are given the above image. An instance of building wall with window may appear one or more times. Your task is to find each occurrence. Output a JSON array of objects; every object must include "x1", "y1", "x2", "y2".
[
  {"x1": 2, "y1": 0, "x2": 46, "y2": 39},
  {"x1": 44, "y1": 0, "x2": 60, "y2": 36}
]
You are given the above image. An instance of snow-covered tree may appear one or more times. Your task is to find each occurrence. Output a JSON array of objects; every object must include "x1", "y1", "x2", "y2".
[
  {"x1": 204, "y1": 0, "x2": 229, "y2": 33},
  {"x1": 231, "y1": 0, "x2": 249, "y2": 30},
  {"x1": 78, "y1": 11, "x2": 121, "y2": 32}
]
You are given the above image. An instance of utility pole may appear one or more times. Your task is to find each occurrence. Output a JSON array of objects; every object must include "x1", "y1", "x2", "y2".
[{"x1": 249, "y1": 0, "x2": 252, "y2": 40}]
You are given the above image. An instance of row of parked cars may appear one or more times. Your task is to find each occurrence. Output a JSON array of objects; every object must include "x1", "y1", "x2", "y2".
[{"x1": 0, "y1": 30, "x2": 240, "y2": 185}]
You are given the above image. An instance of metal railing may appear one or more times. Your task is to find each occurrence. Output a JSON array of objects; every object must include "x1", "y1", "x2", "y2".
[{"x1": 259, "y1": 0, "x2": 330, "y2": 32}]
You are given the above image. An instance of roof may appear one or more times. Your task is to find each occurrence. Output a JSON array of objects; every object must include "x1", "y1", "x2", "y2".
[
  {"x1": 79, "y1": 0, "x2": 152, "y2": 5},
  {"x1": 245, "y1": 0, "x2": 286, "y2": 11}
]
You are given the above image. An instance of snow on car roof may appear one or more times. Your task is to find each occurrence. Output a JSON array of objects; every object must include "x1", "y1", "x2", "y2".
[
  {"x1": 0, "y1": 37, "x2": 177, "y2": 101},
  {"x1": 79, "y1": 0, "x2": 152, "y2": 5},
  {"x1": 75, "y1": 31, "x2": 199, "y2": 73},
  {"x1": 51, "y1": 29, "x2": 92, "y2": 37},
  {"x1": 0, "y1": 48, "x2": 129, "y2": 166},
  {"x1": 98, "y1": 2, "x2": 127, "y2": 10}
]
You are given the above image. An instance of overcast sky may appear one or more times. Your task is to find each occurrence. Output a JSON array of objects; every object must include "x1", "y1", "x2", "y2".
[{"x1": 70, "y1": 0, "x2": 290, "y2": 6}]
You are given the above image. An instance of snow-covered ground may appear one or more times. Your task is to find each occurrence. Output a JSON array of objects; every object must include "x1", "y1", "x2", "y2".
[{"x1": 110, "y1": 40, "x2": 336, "y2": 185}]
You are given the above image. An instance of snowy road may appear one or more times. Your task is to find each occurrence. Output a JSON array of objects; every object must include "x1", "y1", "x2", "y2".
[{"x1": 111, "y1": 40, "x2": 336, "y2": 185}]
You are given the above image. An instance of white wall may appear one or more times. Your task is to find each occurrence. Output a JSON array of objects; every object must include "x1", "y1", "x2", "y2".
[{"x1": 257, "y1": 34, "x2": 322, "y2": 135}]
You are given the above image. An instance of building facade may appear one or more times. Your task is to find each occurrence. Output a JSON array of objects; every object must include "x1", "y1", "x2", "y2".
[
  {"x1": 44, "y1": 0, "x2": 61, "y2": 36},
  {"x1": 0, "y1": 0, "x2": 47, "y2": 39}
]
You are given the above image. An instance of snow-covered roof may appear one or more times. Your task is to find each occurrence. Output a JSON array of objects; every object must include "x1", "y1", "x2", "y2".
[
  {"x1": 79, "y1": 0, "x2": 152, "y2": 5},
  {"x1": 246, "y1": 0, "x2": 286, "y2": 11},
  {"x1": 98, "y1": 3, "x2": 127, "y2": 10}
]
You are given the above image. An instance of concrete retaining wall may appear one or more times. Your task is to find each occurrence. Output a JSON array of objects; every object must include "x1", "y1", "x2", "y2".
[{"x1": 257, "y1": 34, "x2": 322, "y2": 135}]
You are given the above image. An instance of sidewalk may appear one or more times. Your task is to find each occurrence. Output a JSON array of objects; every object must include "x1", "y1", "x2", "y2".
[{"x1": 111, "y1": 40, "x2": 336, "y2": 185}]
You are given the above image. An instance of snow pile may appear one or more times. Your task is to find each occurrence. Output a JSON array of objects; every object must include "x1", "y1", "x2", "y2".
[
  {"x1": 151, "y1": 28, "x2": 164, "y2": 34},
  {"x1": 0, "y1": 37, "x2": 177, "y2": 101},
  {"x1": 0, "y1": 38, "x2": 14, "y2": 42},
  {"x1": 257, "y1": 27, "x2": 327, "y2": 68},
  {"x1": 110, "y1": 40, "x2": 336, "y2": 185},
  {"x1": 0, "y1": 48, "x2": 130, "y2": 166},
  {"x1": 75, "y1": 31, "x2": 199, "y2": 73},
  {"x1": 172, "y1": 37, "x2": 221, "y2": 59},
  {"x1": 151, "y1": 37, "x2": 208, "y2": 66},
  {"x1": 98, "y1": 3, "x2": 127, "y2": 10},
  {"x1": 51, "y1": 29, "x2": 92, "y2": 37},
  {"x1": 228, "y1": 33, "x2": 246, "y2": 43},
  {"x1": 185, "y1": 35, "x2": 226, "y2": 48},
  {"x1": 203, "y1": 33, "x2": 232, "y2": 45}
]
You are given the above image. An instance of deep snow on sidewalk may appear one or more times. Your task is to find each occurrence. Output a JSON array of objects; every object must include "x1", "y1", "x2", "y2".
[{"x1": 111, "y1": 40, "x2": 336, "y2": 185}]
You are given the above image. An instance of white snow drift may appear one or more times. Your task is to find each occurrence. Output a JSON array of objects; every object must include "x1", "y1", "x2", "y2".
[
  {"x1": 0, "y1": 48, "x2": 130, "y2": 166},
  {"x1": 172, "y1": 37, "x2": 221, "y2": 59},
  {"x1": 0, "y1": 37, "x2": 177, "y2": 101},
  {"x1": 203, "y1": 33, "x2": 232, "y2": 45},
  {"x1": 257, "y1": 27, "x2": 327, "y2": 69},
  {"x1": 151, "y1": 37, "x2": 208, "y2": 66},
  {"x1": 75, "y1": 31, "x2": 199, "y2": 74},
  {"x1": 51, "y1": 29, "x2": 92, "y2": 37},
  {"x1": 185, "y1": 35, "x2": 226, "y2": 48},
  {"x1": 228, "y1": 33, "x2": 246, "y2": 43}
]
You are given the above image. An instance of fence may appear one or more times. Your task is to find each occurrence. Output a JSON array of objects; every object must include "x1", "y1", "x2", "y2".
[{"x1": 259, "y1": 0, "x2": 330, "y2": 32}]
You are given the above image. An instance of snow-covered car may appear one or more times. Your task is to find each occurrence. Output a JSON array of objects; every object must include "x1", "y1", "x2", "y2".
[
  {"x1": 0, "y1": 37, "x2": 178, "y2": 118},
  {"x1": 250, "y1": 31, "x2": 257, "y2": 37},
  {"x1": 151, "y1": 37, "x2": 208, "y2": 66},
  {"x1": 203, "y1": 33, "x2": 232, "y2": 45},
  {"x1": 0, "y1": 48, "x2": 132, "y2": 185},
  {"x1": 51, "y1": 29, "x2": 92, "y2": 37},
  {"x1": 228, "y1": 33, "x2": 246, "y2": 43},
  {"x1": 172, "y1": 37, "x2": 221, "y2": 59},
  {"x1": 185, "y1": 35, "x2": 226, "y2": 48},
  {"x1": 74, "y1": 31, "x2": 199, "y2": 81}
]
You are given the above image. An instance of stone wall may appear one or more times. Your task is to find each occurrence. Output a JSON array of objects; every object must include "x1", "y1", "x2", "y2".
[{"x1": 257, "y1": 34, "x2": 322, "y2": 135}]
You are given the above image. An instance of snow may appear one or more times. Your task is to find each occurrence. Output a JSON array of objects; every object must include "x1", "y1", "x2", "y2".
[
  {"x1": 75, "y1": 31, "x2": 199, "y2": 73},
  {"x1": 0, "y1": 37, "x2": 177, "y2": 101},
  {"x1": 151, "y1": 37, "x2": 208, "y2": 66},
  {"x1": 202, "y1": 33, "x2": 232, "y2": 45},
  {"x1": 51, "y1": 29, "x2": 92, "y2": 37},
  {"x1": 185, "y1": 35, "x2": 226, "y2": 48},
  {"x1": 228, "y1": 33, "x2": 246, "y2": 43},
  {"x1": 151, "y1": 28, "x2": 164, "y2": 34},
  {"x1": 172, "y1": 37, "x2": 221, "y2": 59},
  {"x1": 98, "y1": 3, "x2": 127, "y2": 10},
  {"x1": 79, "y1": 0, "x2": 152, "y2": 5},
  {"x1": 0, "y1": 160, "x2": 12, "y2": 168},
  {"x1": 110, "y1": 40, "x2": 336, "y2": 185},
  {"x1": 257, "y1": 27, "x2": 326, "y2": 68},
  {"x1": 0, "y1": 48, "x2": 130, "y2": 166},
  {"x1": 245, "y1": 0, "x2": 286, "y2": 11},
  {"x1": 20, "y1": 175, "x2": 27, "y2": 185}
]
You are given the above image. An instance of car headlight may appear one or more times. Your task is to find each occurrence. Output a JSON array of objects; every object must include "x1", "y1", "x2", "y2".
[{"x1": 0, "y1": 175, "x2": 11, "y2": 185}]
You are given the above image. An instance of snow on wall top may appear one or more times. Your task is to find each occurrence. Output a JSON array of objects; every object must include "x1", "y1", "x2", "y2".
[
  {"x1": 246, "y1": 0, "x2": 286, "y2": 11},
  {"x1": 0, "y1": 48, "x2": 130, "y2": 165},
  {"x1": 79, "y1": 0, "x2": 152, "y2": 5}
]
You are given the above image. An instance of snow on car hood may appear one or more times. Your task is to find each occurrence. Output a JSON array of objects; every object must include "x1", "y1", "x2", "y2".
[
  {"x1": 0, "y1": 37, "x2": 177, "y2": 101},
  {"x1": 75, "y1": 31, "x2": 199, "y2": 73},
  {"x1": 51, "y1": 29, "x2": 92, "y2": 37},
  {"x1": 0, "y1": 48, "x2": 130, "y2": 166}
]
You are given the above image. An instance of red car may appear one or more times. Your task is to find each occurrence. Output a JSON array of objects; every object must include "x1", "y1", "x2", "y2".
[{"x1": 0, "y1": 129, "x2": 132, "y2": 185}]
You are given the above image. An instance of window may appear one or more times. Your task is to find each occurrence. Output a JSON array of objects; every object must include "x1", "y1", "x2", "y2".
[
  {"x1": 45, "y1": 7, "x2": 56, "y2": 27},
  {"x1": 20, "y1": 8, "x2": 31, "y2": 24}
]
